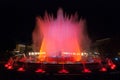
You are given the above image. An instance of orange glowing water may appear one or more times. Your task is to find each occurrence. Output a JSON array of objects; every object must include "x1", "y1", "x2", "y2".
[{"x1": 32, "y1": 8, "x2": 90, "y2": 62}]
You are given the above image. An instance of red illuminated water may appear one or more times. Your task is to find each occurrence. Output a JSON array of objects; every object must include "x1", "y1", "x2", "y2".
[
  {"x1": 17, "y1": 67, "x2": 25, "y2": 72},
  {"x1": 100, "y1": 67, "x2": 107, "y2": 72},
  {"x1": 35, "y1": 69, "x2": 45, "y2": 73},
  {"x1": 32, "y1": 8, "x2": 90, "y2": 62}
]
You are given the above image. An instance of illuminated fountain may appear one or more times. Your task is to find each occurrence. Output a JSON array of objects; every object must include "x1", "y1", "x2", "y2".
[
  {"x1": 4, "y1": 8, "x2": 117, "y2": 73},
  {"x1": 32, "y1": 8, "x2": 90, "y2": 63},
  {"x1": 32, "y1": 8, "x2": 91, "y2": 73}
]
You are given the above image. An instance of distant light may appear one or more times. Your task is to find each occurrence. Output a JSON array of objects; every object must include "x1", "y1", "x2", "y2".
[
  {"x1": 4, "y1": 64, "x2": 9, "y2": 67},
  {"x1": 58, "y1": 69, "x2": 69, "y2": 73},
  {"x1": 94, "y1": 52, "x2": 99, "y2": 54},
  {"x1": 31, "y1": 52, "x2": 34, "y2": 55},
  {"x1": 114, "y1": 57, "x2": 119, "y2": 61},
  {"x1": 81, "y1": 52, "x2": 84, "y2": 56},
  {"x1": 35, "y1": 69, "x2": 45, "y2": 73},
  {"x1": 34, "y1": 52, "x2": 37, "y2": 55},
  {"x1": 82, "y1": 68, "x2": 91, "y2": 73},
  {"x1": 29, "y1": 52, "x2": 31, "y2": 55},
  {"x1": 99, "y1": 67, "x2": 107, "y2": 72},
  {"x1": 17, "y1": 67, "x2": 25, "y2": 72},
  {"x1": 7, "y1": 65, "x2": 13, "y2": 70},
  {"x1": 110, "y1": 64, "x2": 116, "y2": 70}
]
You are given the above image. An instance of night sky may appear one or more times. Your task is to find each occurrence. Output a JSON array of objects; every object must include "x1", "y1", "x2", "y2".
[{"x1": 0, "y1": 0, "x2": 120, "y2": 51}]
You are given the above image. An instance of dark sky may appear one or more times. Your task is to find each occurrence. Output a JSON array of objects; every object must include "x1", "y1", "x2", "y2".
[{"x1": 0, "y1": 0, "x2": 120, "y2": 51}]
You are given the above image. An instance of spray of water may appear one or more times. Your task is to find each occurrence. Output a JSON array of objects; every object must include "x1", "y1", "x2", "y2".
[{"x1": 32, "y1": 8, "x2": 90, "y2": 62}]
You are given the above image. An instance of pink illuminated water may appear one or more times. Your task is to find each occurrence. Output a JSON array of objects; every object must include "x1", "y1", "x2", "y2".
[{"x1": 32, "y1": 8, "x2": 90, "y2": 61}]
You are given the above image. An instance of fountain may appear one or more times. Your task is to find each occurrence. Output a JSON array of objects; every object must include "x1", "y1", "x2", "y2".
[
  {"x1": 4, "y1": 8, "x2": 117, "y2": 74},
  {"x1": 32, "y1": 8, "x2": 91, "y2": 73},
  {"x1": 32, "y1": 8, "x2": 90, "y2": 63}
]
